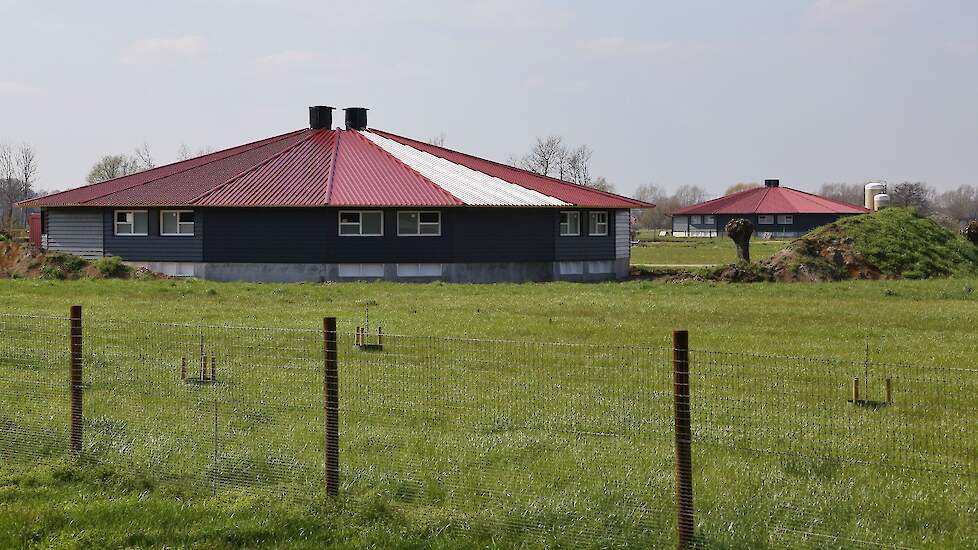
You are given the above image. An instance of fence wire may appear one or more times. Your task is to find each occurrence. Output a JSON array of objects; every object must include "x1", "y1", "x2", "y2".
[{"x1": 1, "y1": 312, "x2": 976, "y2": 548}]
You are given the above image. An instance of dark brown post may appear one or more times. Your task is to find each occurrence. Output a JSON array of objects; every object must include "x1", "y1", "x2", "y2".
[
  {"x1": 69, "y1": 305, "x2": 83, "y2": 456},
  {"x1": 377, "y1": 326, "x2": 383, "y2": 346},
  {"x1": 852, "y1": 378, "x2": 860, "y2": 402},
  {"x1": 673, "y1": 330, "x2": 694, "y2": 548},
  {"x1": 210, "y1": 355, "x2": 217, "y2": 382},
  {"x1": 181, "y1": 357, "x2": 187, "y2": 381},
  {"x1": 324, "y1": 316, "x2": 339, "y2": 496},
  {"x1": 885, "y1": 378, "x2": 892, "y2": 403}
]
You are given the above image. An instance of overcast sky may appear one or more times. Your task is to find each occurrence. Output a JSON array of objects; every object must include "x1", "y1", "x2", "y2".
[{"x1": 2, "y1": 0, "x2": 976, "y2": 197}]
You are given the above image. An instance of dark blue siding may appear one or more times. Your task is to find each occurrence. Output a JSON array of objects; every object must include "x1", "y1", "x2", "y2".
[
  {"x1": 204, "y1": 208, "x2": 329, "y2": 263},
  {"x1": 554, "y1": 209, "x2": 616, "y2": 261},
  {"x1": 53, "y1": 206, "x2": 622, "y2": 264},
  {"x1": 714, "y1": 213, "x2": 854, "y2": 236},
  {"x1": 103, "y1": 208, "x2": 203, "y2": 261}
]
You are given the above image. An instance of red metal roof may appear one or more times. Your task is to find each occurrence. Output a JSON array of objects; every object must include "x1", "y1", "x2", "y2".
[
  {"x1": 372, "y1": 130, "x2": 653, "y2": 208},
  {"x1": 22, "y1": 130, "x2": 310, "y2": 207},
  {"x1": 672, "y1": 185, "x2": 869, "y2": 215},
  {"x1": 194, "y1": 130, "x2": 333, "y2": 206},
  {"x1": 329, "y1": 131, "x2": 463, "y2": 206},
  {"x1": 21, "y1": 126, "x2": 653, "y2": 209}
]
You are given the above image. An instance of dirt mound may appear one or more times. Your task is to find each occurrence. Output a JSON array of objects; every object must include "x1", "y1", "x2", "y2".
[
  {"x1": 0, "y1": 240, "x2": 162, "y2": 280},
  {"x1": 761, "y1": 235, "x2": 885, "y2": 282}
]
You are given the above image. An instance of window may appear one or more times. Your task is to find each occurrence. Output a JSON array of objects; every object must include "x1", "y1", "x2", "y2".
[
  {"x1": 559, "y1": 211, "x2": 580, "y2": 236},
  {"x1": 704, "y1": 215, "x2": 715, "y2": 225},
  {"x1": 691, "y1": 215, "x2": 702, "y2": 225},
  {"x1": 114, "y1": 210, "x2": 148, "y2": 236},
  {"x1": 397, "y1": 211, "x2": 441, "y2": 236},
  {"x1": 339, "y1": 211, "x2": 383, "y2": 236},
  {"x1": 589, "y1": 211, "x2": 609, "y2": 236},
  {"x1": 160, "y1": 210, "x2": 195, "y2": 236},
  {"x1": 777, "y1": 215, "x2": 794, "y2": 225},
  {"x1": 758, "y1": 215, "x2": 775, "y2": 225}
]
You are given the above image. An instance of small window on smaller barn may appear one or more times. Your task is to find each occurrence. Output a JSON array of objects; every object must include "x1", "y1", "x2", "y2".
[
  {"x1": 339, "y1": 211, "x2": 384, "y2": 236},
  {"x1": 559, "y1": 211, "x2": 580, "y2": 236},
  {"x1": 161, "y1": 210, "x2": 195, "y2": 236},
  {"x1": 758, "y1": 215, "x2": 775, "y2": 225},
  {"x1": 704, "y1": 215, "x2": 715, "y2": 225},
  {"x1": 397, "y1": 211, "x2": 441, "y2": 236},
  {"x1": 589, "y1": 211, "x2": 609, "y2": 236},
  {"x1": 114, "y1": 210, "x2": 148, "y2": 236},
  {"x1": 777, "y1": 215, "x2": 794, "y2": 225},
  {"x1": 691, "y1": 215, "x2": 702, "y2": 225}
]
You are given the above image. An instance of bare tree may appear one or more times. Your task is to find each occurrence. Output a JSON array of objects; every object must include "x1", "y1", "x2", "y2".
[
  {"x1": 177, "y1": 143, "x2": 215, "y2": 161},
  {"x1": 519, "y1": 136, "x2": 565, "y2": 177},
  {"x1": 427, "y1": 133, "x2": 447, "y2": 147},
  {"x1": 86, "y1": 144, "x2": 158, "y2": 184},
  {"x1": 672, "y1": 184, "x2": 708, "y2": 207},
  {"x1": 563, "y1": 145, "x2": 592, "y2": 186},
  {"x1": 724, "y1": 182, "x2": 760, "y2": 195},
  {"x1": 936, "y1": 185, "x2": 978, "y2": 222},
  {"x1": 632, "y1": 183, "x2": 666, "y2": 229},
  {"x1": 589, "y1": 176, "x2": 614, "y2": 193},
  {"x1": 818, "y1": 182, "x2": 865, "y2": 206},
  {"x1": 889, "y1": 181, "x2": 934, "y2": 213},
  {"x1": 133, "y1": 142, "x2": 155, "y2": 170}
]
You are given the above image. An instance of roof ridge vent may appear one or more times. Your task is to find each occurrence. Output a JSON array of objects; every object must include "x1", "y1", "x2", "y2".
[
  {"x1": 309, "y1": 106, "x2": 334, "y2": 129},
  {"x1": 764, "y1": 179, "x2": 780, "y2": 188},
  {"x1": 344, "y1": 107, "x2": 369, "y2": 130}
]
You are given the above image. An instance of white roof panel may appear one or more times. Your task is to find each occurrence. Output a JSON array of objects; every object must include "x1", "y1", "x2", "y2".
[{"x1": 360, "y1": 131, "x2": 570, "y2": 207}]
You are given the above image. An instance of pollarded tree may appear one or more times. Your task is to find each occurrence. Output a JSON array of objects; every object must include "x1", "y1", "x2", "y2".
[
  {"x1": 725, "y1": 218, "x2": 754, "y2": 263},
  {"x1": 963, "y1": 220, "x2": 978, "y2": 246}
]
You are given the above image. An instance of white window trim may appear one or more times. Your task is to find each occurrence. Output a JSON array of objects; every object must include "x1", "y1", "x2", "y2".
[
  {"x1": 338, "y1": 210, "x2": 384, "y2": 237},
  {"x1": 160, "y1": 209, "x2": 195, "y2": 237},
  {"x1": 777, "y1": 215, "x2": 794, "y2": 225},
  {"x1": 588, "y1": 211, "x2": 609, "y2": 236},
  {"x1": 560, "y1": 211, "x2": 580, "y2": 236},
  {"x1": 704, "y1": 215, "x2": 715, "y2": 225},
  {"x1": 114, "y1": 210, "x2": 148, "y2": 236},
  {"x1": 396, "y1": 210, "x2": 442, "y2": 237},
  {"x1": 758, "y1": 214, "x2": 775, "y2": 225}
]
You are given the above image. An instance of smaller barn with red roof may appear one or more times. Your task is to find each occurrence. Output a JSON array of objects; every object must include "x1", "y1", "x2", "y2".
[
  {"x1": 20, "y1": 106, "x2": 651, "y2": 283},
  {"x1": 671, "y1": 179, "x2": 868, "y2": 238}
]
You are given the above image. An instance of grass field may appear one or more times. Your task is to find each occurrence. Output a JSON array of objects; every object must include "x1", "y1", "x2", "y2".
[
  {"x1": 2, "y1": 278, "x2": 977, "y2": 548},
  {"x1": 630, "y1": 237, "x2": 789, "y2": 266}
]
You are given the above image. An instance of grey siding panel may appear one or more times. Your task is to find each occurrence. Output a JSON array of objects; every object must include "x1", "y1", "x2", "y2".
[
  {"x1": 103, "y1": 209, "x2": 203, "y2": 262},
  {"x1": 615, "y1": 210, "x2": 630, "y2": 259},
  {"x1": 555, "y1": 209, "x2": 616, "y2": 261},
  {"x1": 46, "y1": 209, "x2": 104, "y2": 259}
]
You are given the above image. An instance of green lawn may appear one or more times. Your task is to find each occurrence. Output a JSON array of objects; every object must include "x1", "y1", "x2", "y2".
[
  {"x1": 630, "y1": 237, "x2": 789, "y2": 266},
  {"x1": 2, "y1": 278, "x2": 977, "y2": 548}
]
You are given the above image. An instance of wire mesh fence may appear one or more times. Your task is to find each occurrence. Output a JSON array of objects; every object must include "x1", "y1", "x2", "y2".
[{"x1": 1, "y1": 309, "x2": 976, "y2": 548}]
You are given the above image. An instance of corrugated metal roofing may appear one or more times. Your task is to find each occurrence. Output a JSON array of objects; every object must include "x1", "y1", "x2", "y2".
[
  {"x1": 194, "y1": 130, "x2": 333, "y2": 206},
  {"x1": 359, "y1": 131, "x2": 568, "y2": 207},
  {"x1": 372, "y1": 129, "x2": 652, "y2": 208},
  {"x1": 672, "y1": 186, "x2": 870, "y2": 215},
  {"x1": 21, "y1": 130, "x2": 310, "y2": 207},
  {"x1": 21, "y1": 124, "x2": 654, "y2": 209},
  {"x1": 329, "y1": 131, "x2": 463, "y2": 206}
]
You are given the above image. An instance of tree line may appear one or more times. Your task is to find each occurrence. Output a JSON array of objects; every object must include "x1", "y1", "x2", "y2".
[{"x1": 0, "y1": 143, "x2": 38, "y2": 231}]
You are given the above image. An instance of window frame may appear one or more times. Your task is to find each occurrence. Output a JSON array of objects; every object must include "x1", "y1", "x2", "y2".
[
  {"x1": 396, "y1": 210, "x2": 442, "y2": 237},
  {"x1": 704, "y1": 215, "x2": 715, "y2": 225},
  {"x1": 559, "y1": 211, "x2": 580, "y2": 236},
  {"x1": 757, "y1": 214, "x2": 775, "y2": 225},
  {"x1": 338, "y1": 210, "x2": 384, "y2": 237},
  {"x1": 160, "y1": 209, "x2": 195, "y2": 237},
  {"x1": 114, "y1": 209, "x2": 149, "y2": 236},
  {"x1": 777, "y1": 214, "x2": 794, "y2": 225},
  {"x1": 588, "y1": 211, "x2": 609, "y2": 236}
]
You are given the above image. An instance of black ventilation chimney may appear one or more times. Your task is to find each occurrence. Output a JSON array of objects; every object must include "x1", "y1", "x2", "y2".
[
  {"x1": 309, "y1": 106, "x2": 334, "y2": 129},
  {"x1": 344, "y1": 107, "x2": 369, "y2": 130},
  {"x1": 764, "y1": 179, "x2": 780, "y2": 188}
]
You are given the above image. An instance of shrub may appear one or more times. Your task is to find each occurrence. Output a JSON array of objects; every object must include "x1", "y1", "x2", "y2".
[
  {"x1": 47, "y1": 252, "x2": 88, "y2": 273},
  {"x1": 94, "y1": 256, "x2": 130, "y2": 278},
  {"x1": 41, "y1": 265, "x2": 66, "y2": 280}
]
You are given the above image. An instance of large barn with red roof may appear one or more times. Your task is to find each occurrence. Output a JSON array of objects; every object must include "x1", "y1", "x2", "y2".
[
  {"x1": 671, "y1": 179, "x2": 868, "y2": 237},
  {"x1": 20, "y1": 106, "x2": 651, "y2": 282}
]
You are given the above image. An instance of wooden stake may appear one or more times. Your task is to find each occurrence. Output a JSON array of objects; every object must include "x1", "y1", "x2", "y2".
[
  {"x1": 673, "y1": 330, "x2": 694, "y2": 548},
  {"x1": 69, "y1": 305, "x2": 83, "y2": 457},
  {"x1": 181, "y1": 357, "x2": 187, "y2": 381},
  {"x1": 324, "y1": 317, "x2": 339, "y2": 497},
  {"x1": 885, "y1": 378, "x2": 892, "y2": 403},
  {"x1": 852, "y1": 378, "x2": 860, "y2": 403},
  {"x1": 210, "y1": 355, "x2": 217, "y2": 382}
]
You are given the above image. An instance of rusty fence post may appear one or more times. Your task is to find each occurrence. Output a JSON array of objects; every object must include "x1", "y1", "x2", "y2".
[
  {"x1": 673, "y1": 330, "x2": 694, "y2": 548},
  {"x1": 324, "y1": 316, "x2": 339, "y2": 497},
  {"x1": 69, "y1": 305, "x2": 83, "y2": 457}
]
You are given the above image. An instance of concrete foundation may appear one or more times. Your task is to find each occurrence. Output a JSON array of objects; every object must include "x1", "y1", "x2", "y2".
[{"x1": 132, "y1": 260, "x2": 630, "y2": 283}]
